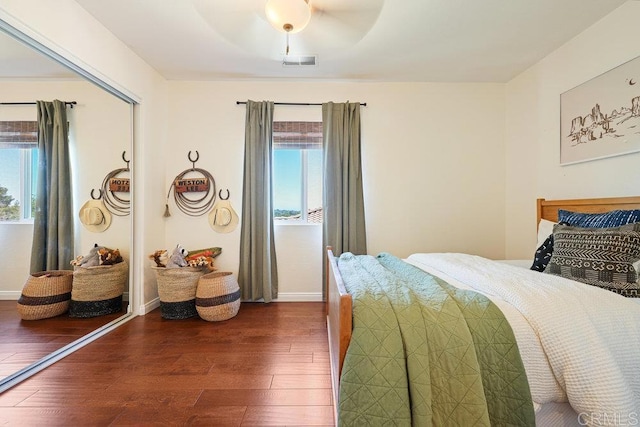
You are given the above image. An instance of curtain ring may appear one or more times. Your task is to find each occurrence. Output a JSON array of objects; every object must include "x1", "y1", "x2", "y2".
[
  {"x1": 91, "y1": 189, "x2": 103, "y2": 200},
  {"x1": 219, "y1": 189, "x2": 230, "y2": 200}
]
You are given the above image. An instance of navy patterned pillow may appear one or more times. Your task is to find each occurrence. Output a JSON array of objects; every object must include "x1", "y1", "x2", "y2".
[
  {"x1": 558, "y1": 209, "x2": 640, "y2": 228},
  {"x1": 530, "y1": 222, "x2": 568, "y2": 272},
  {"x1": 544, "y1": 223, "x2": 640, "y2": 298},
  {"x1": 530, "y1": 234, "x2": 554, "y2": 272}
]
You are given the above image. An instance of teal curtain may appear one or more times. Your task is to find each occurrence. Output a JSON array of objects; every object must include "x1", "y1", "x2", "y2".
[
  {"x1": 322, "y1": 102, "x2": 367, "y2": 297},
  {"x1": 238, "y1": 100, "x2": 278, "y2": 302},
  {"x1": 30, "y1": 100, "x2": 74, "y2": 273}
]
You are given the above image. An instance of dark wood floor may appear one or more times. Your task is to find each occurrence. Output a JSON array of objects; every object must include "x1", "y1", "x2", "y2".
[
  {"x1": 0, "y1": 302, "x2": 334, "y2": 426},
  {"x1": 0, "y1": 300, "x2": 126, "y2": 378}
]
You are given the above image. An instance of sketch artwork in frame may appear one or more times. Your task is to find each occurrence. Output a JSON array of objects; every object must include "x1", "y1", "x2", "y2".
[{"x1": 560, "y1": 55, "x2": 640, "y2": 165}]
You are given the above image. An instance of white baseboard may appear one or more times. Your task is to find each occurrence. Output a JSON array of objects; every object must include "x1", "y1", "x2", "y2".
[
  {"x1": 0, "y1": 291, "x2": 21, "y2": 300},
  {"x1": 275, "y1": 292, "x2": 323, "y2": 302},
  {"x1": 139, "y1": 297, "x2": 160, "y2": 314},
  {"x1": 130, "y1": 293, "x2": 321, "y2": 316}
]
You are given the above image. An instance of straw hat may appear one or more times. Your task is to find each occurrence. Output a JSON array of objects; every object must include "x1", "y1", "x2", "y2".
[
  {"x1": 209, "y1": 200, "x2": 239, "y2": 233},
  {"x1": 79, "y1": 199, "x2": 112, "y2": 233}
]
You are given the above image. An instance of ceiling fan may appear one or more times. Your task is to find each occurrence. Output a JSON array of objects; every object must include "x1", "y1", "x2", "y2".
[{"x1": 190, "y1": 0, "x2": 384, "y2": 61}]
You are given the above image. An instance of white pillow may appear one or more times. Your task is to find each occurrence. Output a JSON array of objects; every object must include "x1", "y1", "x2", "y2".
[{"x1": 536, "y1": 219, "x2": 556, "y2": 248}]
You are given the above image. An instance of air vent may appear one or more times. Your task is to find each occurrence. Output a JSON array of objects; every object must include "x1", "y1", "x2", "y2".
[{"x1": 282, "y1": 55, "x2": 317, "y2": 67}]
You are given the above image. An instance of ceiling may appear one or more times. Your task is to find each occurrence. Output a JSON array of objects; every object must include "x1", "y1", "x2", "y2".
[
  {"x1": 0, "y1": 0, "x2": 632, "y2": 82},
  {"x1": 72, "y1": 0, "x2": 631, "y2": 82}
]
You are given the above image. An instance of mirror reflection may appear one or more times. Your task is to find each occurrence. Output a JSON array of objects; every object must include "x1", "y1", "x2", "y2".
[{"x1": 0, "y1": 26, "x2": 132, "y2": 382}]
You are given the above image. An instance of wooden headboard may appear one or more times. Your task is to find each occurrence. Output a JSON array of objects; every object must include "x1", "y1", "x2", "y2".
[{"x1": 537, "y1": 196, "x2": 640, "y2": 224}]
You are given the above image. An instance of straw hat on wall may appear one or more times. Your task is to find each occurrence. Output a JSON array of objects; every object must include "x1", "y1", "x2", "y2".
[
  {"x1": 79, "y1": 199, "x2": 112, "y2": 233},
  {"x1": 209, "y1": 199, "x2": 239, "y2": 233}
]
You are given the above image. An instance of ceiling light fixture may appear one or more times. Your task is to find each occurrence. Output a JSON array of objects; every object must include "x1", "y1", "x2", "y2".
[{"x1": 265, "y1": 0, "x2": 311, "y2": 55}]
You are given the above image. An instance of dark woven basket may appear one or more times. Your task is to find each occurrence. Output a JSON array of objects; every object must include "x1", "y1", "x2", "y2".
[
  {"x1": 154, "y1": 267, "x2": 207, "y2": 319},
  {"x1": 17, "y1": 270, "x2": 73, "y2": 320},
  {"x1": 196, "y1": 272, "x2": 241, "y2": 321},
  {"x1": 70, "y1": 261, "x2": 128, "y2": 318}
]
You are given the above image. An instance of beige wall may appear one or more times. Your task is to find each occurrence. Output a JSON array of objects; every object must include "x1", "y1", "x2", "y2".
[
  {"x1": 505, "y1": 1, "x2": 640, "y2": 259},
  {"x1": 167, "y1": 81, "x2": 506, "y2": 299}
]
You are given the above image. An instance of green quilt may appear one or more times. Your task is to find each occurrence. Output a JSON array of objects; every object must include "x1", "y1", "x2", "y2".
[{"x1": 337, "y1": 253, "x2": 535, "y2": 427}]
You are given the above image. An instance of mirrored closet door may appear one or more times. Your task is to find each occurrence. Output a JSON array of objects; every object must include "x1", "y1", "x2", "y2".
[{"x1": 0, "y1": 20, "x2": 135, "y2": 390}]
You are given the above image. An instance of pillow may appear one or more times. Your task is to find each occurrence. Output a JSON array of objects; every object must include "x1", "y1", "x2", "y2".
[
  {"x1": 544, "y1": 223, "x2": 640, "y2": 298},
  {"x1": 530, "y1": 219, "x2": 566, "y2": 272},
  {"x1": 536, "y1": 219, "x2": 556, "y2": 248},
  {"x1": 530, "y1": 209, "x2": 640, "y2": 272},
  {"x1": 530, "y1": 233, "x2": 555, "y2": 272},
  {"x1": 558, "y1": 209, "x2": 640, "y2": 228}
]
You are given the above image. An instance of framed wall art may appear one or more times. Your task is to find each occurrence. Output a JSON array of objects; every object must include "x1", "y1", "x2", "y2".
[{"x1": 560, "y1": 55, "x2": 640, "y2": 165}]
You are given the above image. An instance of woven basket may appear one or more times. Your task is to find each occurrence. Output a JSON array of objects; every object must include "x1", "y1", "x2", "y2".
[
  {"x1": 17, "y1": 270, "x2": 74, "y2": 320},
  {"x1": 196, "y1": 272, "x2": 241, "y2": 321},
  {"x1": 154, "y1": 267, "x2": 207, "y2": 319},
  {"x1": 69, "y1": 261, "x2": 128, "y2": 318}
]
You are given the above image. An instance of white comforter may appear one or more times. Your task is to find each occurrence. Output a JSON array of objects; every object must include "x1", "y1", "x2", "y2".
[{"x1": 406, "y1": 253, "x2": 640, "y2": 424}]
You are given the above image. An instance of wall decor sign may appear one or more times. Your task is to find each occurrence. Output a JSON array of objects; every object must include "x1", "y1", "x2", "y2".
[
  {"x1": 560, "y1": 55, "x2": 640, "y2": 165},
  {"x1": 174, "y1": 177, "x2": 209, "y2": 193},
  {"x1": 108, "y1": 178, "x2": 130, "y2": 193}
]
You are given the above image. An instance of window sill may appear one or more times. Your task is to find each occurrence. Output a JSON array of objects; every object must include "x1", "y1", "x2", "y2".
[
  {"x1": 0, "y1": 220, "x2": 34, "y2": 226},
  {"x1": 274, "y1": 221, "x2": 322, "y2": 227}
]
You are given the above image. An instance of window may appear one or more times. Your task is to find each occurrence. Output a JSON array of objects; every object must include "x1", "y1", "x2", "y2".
[
  {"x1": 273, "y1": 121, "x2": 323, "y2": 223},
  {"x1": 0, "y1": 121, "x2": 38, "y2": 222}
]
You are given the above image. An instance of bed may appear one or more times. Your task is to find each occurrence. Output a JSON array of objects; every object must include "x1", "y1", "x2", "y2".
[{"x1": 326, "y1": 196, "x2": 640, "y2": 426}]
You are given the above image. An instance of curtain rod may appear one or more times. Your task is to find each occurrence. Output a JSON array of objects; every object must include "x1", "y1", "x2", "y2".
[
  {"x1": 236, "y1": 101, "x2": 366, "y2": 107},
  {"x1": 0, "y1": 101, "x2": 77, "y2": 108}
]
